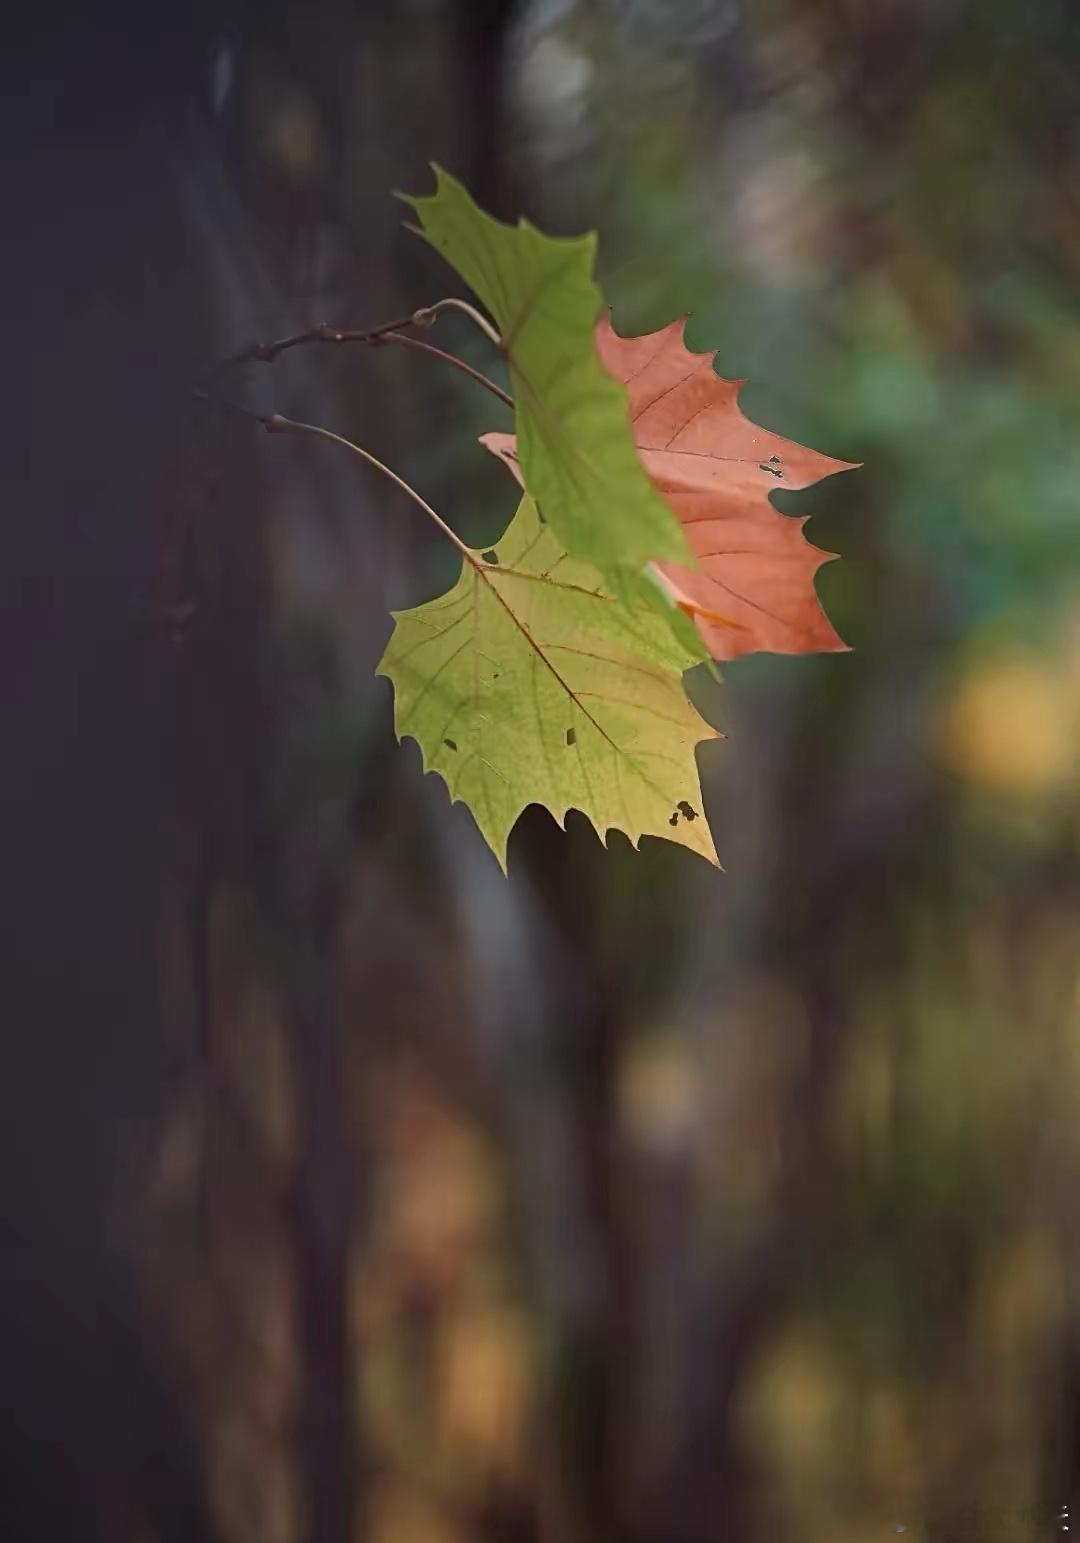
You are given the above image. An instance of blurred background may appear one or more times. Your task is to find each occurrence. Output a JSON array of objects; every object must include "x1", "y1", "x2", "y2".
[{"x1": 5, "y1": 1, "x2": 1080, "y2": 1541}]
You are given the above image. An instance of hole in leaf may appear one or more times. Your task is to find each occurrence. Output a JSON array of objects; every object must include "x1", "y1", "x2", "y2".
[
  {"x1": 669, "y1": 810, "x2": 680, "y2": 827},
  {"x1": 759, "y1": 459, "x2": 784, "y2": 479},
  {"x1": 481, "y1": 550, "x2": 499, "y2": 565},
  {"x1": 565, "y1": 727, "x2": 576, "y2": 747},
  {"x1": 677, "y1": 800, "x2": 697, "y2": 821},
  {"x1": 443, "y1": 738, "x2": 458, "y2": 752}
]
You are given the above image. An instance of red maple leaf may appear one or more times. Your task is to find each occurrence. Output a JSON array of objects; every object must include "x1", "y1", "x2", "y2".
[{"x1": 483, "y1": 314, "x2": 857, "y2": 662}]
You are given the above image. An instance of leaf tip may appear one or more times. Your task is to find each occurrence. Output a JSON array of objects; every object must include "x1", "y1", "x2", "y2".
[
  {"x1": 483, "y1": 822, "x2": 512, "y2": 874},
  {"x1": 395, "y1": 161, "x2": 463, "y2": 219}
]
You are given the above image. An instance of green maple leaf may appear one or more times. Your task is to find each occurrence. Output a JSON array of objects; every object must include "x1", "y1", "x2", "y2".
[
  {"x1": 399, "y1": 166, "x2": 693, "y2": 595},
  {"x1": 377, "y1": 496, "x2": 720, "y2": 871}
]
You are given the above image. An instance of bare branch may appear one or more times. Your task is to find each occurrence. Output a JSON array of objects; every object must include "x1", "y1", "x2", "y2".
[
  {"x1": 198, "y1": 298, "x2": 511, "y2": 409},
  {"x1": 209, "y1": 312, "x2": 422, "y2": 375}
]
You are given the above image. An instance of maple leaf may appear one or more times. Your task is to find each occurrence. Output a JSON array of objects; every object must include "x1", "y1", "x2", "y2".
[
  {"x1": 483, "y1": 315, "x2": 858, "y2": 662},
  {"x1": 376, "y1": 495, "x2": 721, "y2": 871},
  {"x1": 400, "y1": 168, "x2": 693, "y2": 597}
]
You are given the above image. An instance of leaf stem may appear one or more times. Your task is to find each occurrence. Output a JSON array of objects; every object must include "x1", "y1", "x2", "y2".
[
  {"x1": 377, "y1": 332, "x2": 512, "y2": 408},
  {"x1": 192, "y1": 391, "x2": 488, "y2": 570},
  {"x1": 415, "y1": 296, "x2": 503, "y2": 349},
  {"x1": 258, "y1": 412, "x2": 480, "y2": 566}
]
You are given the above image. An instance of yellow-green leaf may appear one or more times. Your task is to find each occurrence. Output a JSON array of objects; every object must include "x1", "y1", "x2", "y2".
[
  {"x1": 399, "y1": 166, "x2": 693, "y2": 594},
  {"x1": 376, "y1": 496, "x2": 721, "y2": 871}
]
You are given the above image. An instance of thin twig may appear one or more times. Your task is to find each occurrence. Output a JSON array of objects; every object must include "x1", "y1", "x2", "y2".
[
  {"x1": 208, "y1": 313, "x2": 419, "y2": 377},
  {"x1": 195, "y1": 393, "x2": 480, "y2": 566},
  {"x1": 207, "y1": 296, "x2": 502, "y2": 382},
  {"x1": 263, "y1": 414, "x2": 478, "y2": 563},
  {"x1": 378, "y1": 331, "x2": 512, "y2": 408},
  {"x1": 419, "y1": 296, "x2": 503, "y2": 349},
  {"x1": 193, "y1": 390, "x2": 499, "y2": 593}
]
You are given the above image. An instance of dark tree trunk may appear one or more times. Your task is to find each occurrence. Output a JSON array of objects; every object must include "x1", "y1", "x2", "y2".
[
  {"x1": 0, "y1": 7, "x2": 231, "y2": 1540},
  {"x1": 286, "y1": 932, "x2": 358, "y2": 1543}
]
